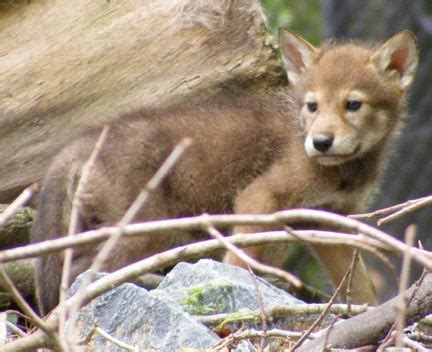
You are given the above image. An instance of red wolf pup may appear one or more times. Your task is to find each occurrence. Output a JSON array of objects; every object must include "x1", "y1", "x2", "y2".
[{"x1": 32, "y1": 29, "x2": 418, "y2": 315}]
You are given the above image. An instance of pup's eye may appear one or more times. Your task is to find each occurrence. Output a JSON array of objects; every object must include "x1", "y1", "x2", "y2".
[
  {"x1": 306, "y1": 102, "x2": 318, "y2": 113},
  {"x1": 346, "y1": 100, "x2": 362, "y2": 111}
]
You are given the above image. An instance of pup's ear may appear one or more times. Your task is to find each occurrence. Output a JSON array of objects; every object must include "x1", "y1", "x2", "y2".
[
  {"x1": 370, "y1": 30, "x2": 419, "y2": 90},
  {"x1": 278, "y1": 29, "x2": 319, "y2": 85}
]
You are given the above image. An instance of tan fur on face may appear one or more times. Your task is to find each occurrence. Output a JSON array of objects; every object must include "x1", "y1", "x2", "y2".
[{"x1": 300, "y1": 45, "x2": 404, "y2": 165}]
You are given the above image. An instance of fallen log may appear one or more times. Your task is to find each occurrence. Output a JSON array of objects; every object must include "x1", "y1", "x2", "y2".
[{"x1": 0, "y1": 0, "x2": 284, "y2": 202}]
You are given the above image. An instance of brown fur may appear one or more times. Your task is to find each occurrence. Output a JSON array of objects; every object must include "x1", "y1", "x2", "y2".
[{"x1": 32, "y1": 30, "x2": 418, "y2": 315}]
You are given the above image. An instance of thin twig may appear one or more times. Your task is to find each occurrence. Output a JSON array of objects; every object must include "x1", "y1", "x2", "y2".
[
  {"x1": 377, "y1": 270, "x2": 427, "y2": 352},
  {"x1": 82, "y1": 326, "x2": 138, "y2": 351},
  {"x1": 323, "y1": 314, "x2": 340, "y2": 350},
  {"x1": 0, "y1": 312, "x2": 6, "y2": 345},
  {"x1": 246, "y1": 265, "x2": 267, "y2": 351},
  {"x1": 214, "y1": 328, "x2": 317, "y2": 350},
  {"x1": 60, "y1": 124, "x2": 110, "y2": 342},
  {"x1": 6, "y1": 321, "x2": 27, "y2": 338},
  {"x1": 206, "y1": 224, "x2": 302, "y2": 288},
  {"x1": 378, "y1": 197, "x2": 432, "y2": 226},
  {"x1": 350, "y1": 195, "x2": 431, "y2": 221},
  {"x1": 408, "y1": 331, "x2": 432, "y2": 343},
  {"x1": 285, "y1": 226, "x2": 398, "y2": 289},
  {"x1": 0, "y1": 266, "x2": 65, "y2": 351},
  {"x1": 345, "y1": 250, "x2": 360, "y2": 315},
  {"x1": 395, "y1": 225, "x2": 416, "y2": 348},
  {"x1": 194, "y1": 303, "x2": 370, "y2": 326},
  {"x1": 291, "y1": 251, "x2": 358, "y2": 350},
  {"x1": 403, "y1": 335, "x2": 429, "y2": 352},
  {"x1": 66, "y1": 138, "x2": 192, "y2": 336},
  {"x1": 0, "y1": 184, "x2": 39, "y2": 229}
]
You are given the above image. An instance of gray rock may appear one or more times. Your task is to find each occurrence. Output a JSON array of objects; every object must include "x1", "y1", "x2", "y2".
[
  {"x1": 68, "y1": 260, "x2": 306, "y2": 352},
  {"x1": 69, "y1": 271, "x2": 220, "y2": 351},
  {"x1": 151, "y1": 259, "x2": 303, "y2": 316}
]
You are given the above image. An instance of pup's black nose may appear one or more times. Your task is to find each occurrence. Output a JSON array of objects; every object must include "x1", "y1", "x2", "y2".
[{"x1": 313, "y1": 133, "x2": 334, "y2": 153}]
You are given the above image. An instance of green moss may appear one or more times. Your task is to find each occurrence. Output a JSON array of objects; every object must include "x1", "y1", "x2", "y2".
[{"x1": 179, "y1": 279, "x2": 234, "y2": 315}]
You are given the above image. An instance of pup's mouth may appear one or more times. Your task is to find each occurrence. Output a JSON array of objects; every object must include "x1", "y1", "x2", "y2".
[
  {"x1": 314, "y1": 154, "x2": 355, "y2": 165},
  {"x1": 312, "y1": 145, "x2": 361, "y2": 166}
]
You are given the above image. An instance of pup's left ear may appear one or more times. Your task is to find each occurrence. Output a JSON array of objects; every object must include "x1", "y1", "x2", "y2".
[
  {"x1": 370, "y1": 30, "x2": 419, "y2": 90},
  {"x1": 278, "y1": 29, "x2": 319, "y2": 85}
]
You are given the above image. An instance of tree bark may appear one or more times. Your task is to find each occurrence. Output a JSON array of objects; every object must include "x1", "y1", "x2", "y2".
[{"x1": 0, "y1": 0, "x2": 284, "y2": 202}]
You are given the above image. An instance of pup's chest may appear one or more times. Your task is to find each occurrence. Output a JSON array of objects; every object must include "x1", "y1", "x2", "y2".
[{"x1": 301, "y1": 177, "x2": 376, "y2": 215}]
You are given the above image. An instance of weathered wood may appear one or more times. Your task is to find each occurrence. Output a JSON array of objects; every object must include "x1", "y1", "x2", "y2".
[
  {"x1": 298, "y1": 273, "x2": 432, "y2": 350},
  {"x1": 0, "y1": 0, "x2": 285, "y2": 202}
]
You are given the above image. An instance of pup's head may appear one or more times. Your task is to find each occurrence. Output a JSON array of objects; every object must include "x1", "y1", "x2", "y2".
[{"x1": 279, "y1": 30, "x2": 419, "y2": 166}]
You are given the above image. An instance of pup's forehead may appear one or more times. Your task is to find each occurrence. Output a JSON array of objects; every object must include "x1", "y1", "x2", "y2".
[
  {"x1": 303, "y1": 89, "x2": 368, "y2": 102},
  {"x1": 309, "y1": 45, "x2": 377, "y2": 87}
]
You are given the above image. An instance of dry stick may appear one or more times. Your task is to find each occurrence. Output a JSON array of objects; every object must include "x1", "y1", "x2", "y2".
[
  {"x1": 0, "y1": 184, "x2": 39, "y2": 229},
  {"x1": 395, "y1": 225, "x2": 416, "y2": 348},
  {"x1": 6, "y1": 321, "x2": 27, "y2": 338},
  {"x1": 345, "y1": 250, "x2": 360, "y2": 316},
  {"x1": 82, "y1": 326, "x2": 138, "y2": 352},
  {"x1": 285, "y1": 226, "x2": 398, "y2": 290},
  {"x1": 0, "y1": 227, "x2": 394, "y2": 264},
  {"x1": 205, "y1": 225, "x2": 275, "y2": 350},
  {"x1": 66, "y1": 138, "x2": 192, "y2": 336},
  {"x1": 59, "y1": 124, "x2": 110, "y2": 341},
  {"x1": 216, "y1": 329, "x2": 317, "y2": 350},
  {"x1": 350, "y1": 195, "x2": 431, "y2": 220},
  {"x1": 403, "y1": 336, "x2": 429, "y2": 352},
  {"x1": 0, "y1": 312, "x2": 6, "y2": 345},
  {"x1": 323, "y1": 314, "x2": 341, "y2": 349},
  {"x1": 408, "y1": 331, "x2": 432, "y2": 344},
  {"x1": 291, "y1": 251, "x2": 358, "y2": 351},
  {"x1": 303, "y1": 271, "x2": 432, "y2": 352},
  {"x1": 0, "y1": 237, "x2": 425, "y2": 352},
  {"x1": 378, "y1": 233, "x2": 423, "y2": 351},
  {"x1": 195, "y1": 303, "x2": 370, "y2": 326},
  {"x1": 246, "y1": 265, "x2": 267, "y2": 352},
  {"x1": 0, "y1": 210, "x2": 430, "y2": 349},
  {"x1": 206, "y1": 225, "x2": 302, "y2": 288},
  {"x1": 0, "y1": 267, "x2": 65, "y2": 351},
  {"x1": 378, "y1": 196, "x2": 432, "y2": 226}
]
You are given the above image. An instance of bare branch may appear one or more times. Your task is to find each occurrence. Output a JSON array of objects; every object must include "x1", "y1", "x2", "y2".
[
  {"x1": 378, "y1": 196, "x2": 432, "y2": 225},
  {"x1": 6, "y1": 321, "x2": 27, "y2": 338},
  {"x1": 60, "y1": 124, "x2": 110, "y2": 342},
  {"x1": 350, "y1": 195, "x2": 431, "y2": 220},
  {"x1": 66, "y1": 138, "x2": 192, "y2": 338},
  {"x1": 298, "y1": 272, "x2": 432, "y2": 351},
  {"x1": 81, "y1": 326, "x2": 138, "y2": 352},
  {"x1": 214, "y1": 328, "x2": 317, "y2": 350},
  {"x1": 195, "y1": 303, "x2": 370, "y2": 326},
  {"x1": 0, "y1": 184, "x2": 39, "y2": 229},
  {"x1": 0, "y1": 227, "x2": 394, "y2": 265},
  {"x1": 0, "y1": 266, "x2": 65, "y2": 351},
  {"x1": 350, "y1": 194, "x2": 432, "y2": 226},
  {"x1": 291, "y1": 249, "x2": 357, "y2": 350},
  {"x1": 206, "y1": 224, "x2": 302, "y2": 288},
  {"x1": 345, "y1": 249, "x2": 360, "y2": 315},
  {"x1": 395, "y1": 225, "x2": 416, "y2": 348}
]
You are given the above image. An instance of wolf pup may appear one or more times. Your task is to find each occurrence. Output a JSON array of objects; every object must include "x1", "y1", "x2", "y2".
[{"x1": 32, "y1": 30, "x2": 418, "y2": 315}]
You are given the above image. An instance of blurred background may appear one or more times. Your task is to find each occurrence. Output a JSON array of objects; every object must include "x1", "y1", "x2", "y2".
[{"x1": 261, "y1": 0, "x2": 432, "y2": 300}]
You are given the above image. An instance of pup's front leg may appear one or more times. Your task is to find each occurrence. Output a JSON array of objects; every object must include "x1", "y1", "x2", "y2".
[
  {"x1": 224, "y1": 177, "x2": 289, "y2": 268},
  {"x1": 312, "y1": 244, "x2": 378, "y2": 305}
]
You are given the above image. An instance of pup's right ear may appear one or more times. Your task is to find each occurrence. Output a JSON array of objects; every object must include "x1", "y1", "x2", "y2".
[{"x1": 278, "y1": 29, "x2": 318, "y2": 85}]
